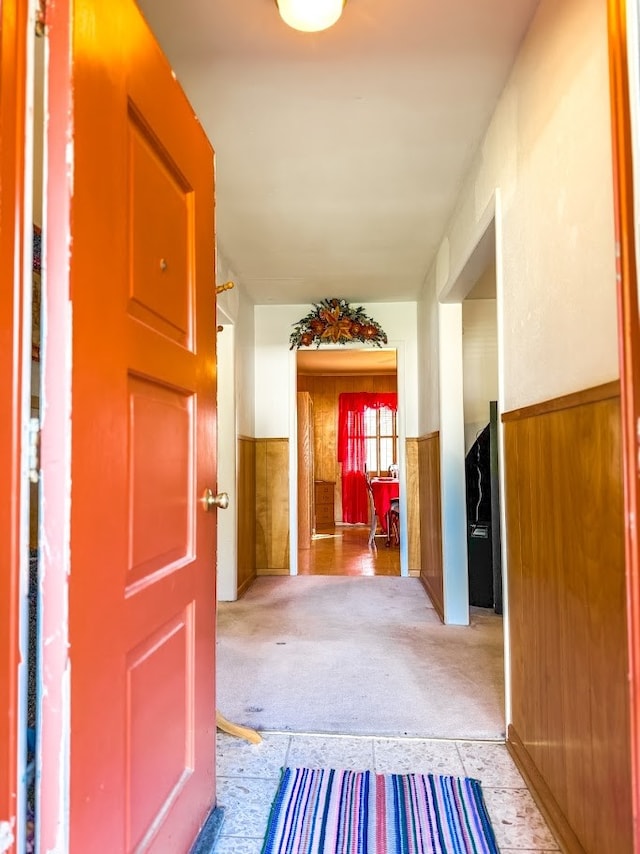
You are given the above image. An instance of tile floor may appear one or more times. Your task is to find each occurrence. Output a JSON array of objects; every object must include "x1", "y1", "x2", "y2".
[{"x1": 214, "y1": 730, "x2": 559, "y2": 853}]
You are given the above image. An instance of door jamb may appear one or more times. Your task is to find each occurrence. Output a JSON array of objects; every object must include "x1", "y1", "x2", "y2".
[
  {"x1": 435, "y1": 192, "x2": 511, "y2": 719},
  {"x1": 38, "y1": 0, "x2": 73, "y2": 846},
  {"x1": 607, "y1": 0, "x2": 640, "y2": 846}
]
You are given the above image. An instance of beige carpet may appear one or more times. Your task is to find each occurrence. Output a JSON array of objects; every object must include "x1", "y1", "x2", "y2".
[{"x1": 216, "y1": 576, "x2": 505, "y2": 739}]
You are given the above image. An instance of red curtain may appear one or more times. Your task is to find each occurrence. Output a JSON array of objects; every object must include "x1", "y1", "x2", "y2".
[{"x1": 337, "y1": 392, "x2": 398, "y2": 524}]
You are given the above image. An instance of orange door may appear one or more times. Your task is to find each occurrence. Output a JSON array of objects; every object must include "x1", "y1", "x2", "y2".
[
  {"x1": 40, "y1": 0, "x2": 218, "y2": 850},
  {"x1": 0, "y1": 1, "x2": 28, "y2": 851}
]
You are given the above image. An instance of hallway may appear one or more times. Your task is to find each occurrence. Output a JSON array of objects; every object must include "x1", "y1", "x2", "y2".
[
  {"x1": 215, "y1": 577, "x2": 559, "y2": 851},
  {"x1": 217, "y1": 576, "x2": 504, "y2": 738}
]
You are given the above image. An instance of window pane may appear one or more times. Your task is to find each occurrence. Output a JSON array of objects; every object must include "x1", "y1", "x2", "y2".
[
  {"x1": 365, "y1": 438, "x2": 377, "y2": 473},
  {"x1": 364, "y1": 408, "x2": 377, "y2": 437},
  {"x1": 379, "y1": 438, "x2": 393, "y2": 473},
  {"x1": 379, "y1": 407, "x2": 393, "y2": 436}
]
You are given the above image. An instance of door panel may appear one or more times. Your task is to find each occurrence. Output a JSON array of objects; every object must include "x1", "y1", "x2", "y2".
[
  {"x1": 0, "y1": 1, "x2": 28, "y2": 850},
  {"x1": 42, "y1": 0, "x2": 217, "y2": 850}
]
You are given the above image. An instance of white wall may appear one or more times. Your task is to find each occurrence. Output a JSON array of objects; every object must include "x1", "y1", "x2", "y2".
[
  {"x1": 417, "y1": 271, "x2": 440, "y2": 435},
  {"x1": 215, "y1": 256, "x2": 255, "y2": 599},
  {"x1": 462, "y1": 299, "x2": 498, "y2": 452},
  {"x1": 254, "y1": 301, "x2": 420, "y2": 437},
  {"x1": 418, "y1": 0, "x2": 618, "y2": 430},
  {"x1": 216, "y1": 261, "x2": 255, "y2": 437}
]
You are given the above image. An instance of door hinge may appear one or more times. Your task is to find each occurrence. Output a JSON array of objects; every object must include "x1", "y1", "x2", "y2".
[
  {"x1": 35, "y1": 0, "x2": 46, "y2": 37},
  {"x1": 28, "y1": 418, "x2": 40, "y2": 484}
]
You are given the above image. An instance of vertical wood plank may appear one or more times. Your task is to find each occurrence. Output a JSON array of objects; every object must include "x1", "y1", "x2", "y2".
[
  {"x1": 405, "y1": 438, "x2": 421, "y2": 572},
  {"x1": 255, "y1": 439, "x2": 268, "y2": 571},
  {"x1": 255, "y1": 439, "x2": 290, "y2": 574},
  {"x1": 418, "y1": 433, "x2": 444, "y2": 619},
  {"x1": 237, "y1": 437, "x2": 256, "y2": 596},
  {"x1": 503, "y1": 386, "x2": 631, "y2": 853},
  {"x1": 297, "y1": 393, "x2": 313, "y2": 549}
]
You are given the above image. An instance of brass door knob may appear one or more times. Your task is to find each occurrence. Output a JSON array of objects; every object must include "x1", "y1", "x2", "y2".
[{"x1": 202, "y1": 489, "x2": 229, "y2": 511}]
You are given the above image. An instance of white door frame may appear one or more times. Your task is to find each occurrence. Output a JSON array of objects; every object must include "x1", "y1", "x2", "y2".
[
  {"x1": 216, "y1": 307, "x2": 238, "y2": 601},
  {"x1": 436, "y1": 190, "x2": 511, "y2": 719}
]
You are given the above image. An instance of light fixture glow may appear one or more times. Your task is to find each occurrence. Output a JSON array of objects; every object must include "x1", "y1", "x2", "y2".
[{"x1": 276, "y1": 0, "x2": 346, "y2": 33}]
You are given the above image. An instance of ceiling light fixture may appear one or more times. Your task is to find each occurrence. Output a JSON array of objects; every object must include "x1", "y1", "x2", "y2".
[{"x1": 275, "y1": 0, "x2": 347, "y2": 33}]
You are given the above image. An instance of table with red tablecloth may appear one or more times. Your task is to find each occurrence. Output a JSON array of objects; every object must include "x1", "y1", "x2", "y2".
[{"x1": 370, "y1": 478, "x2": 400, "y2": 533}]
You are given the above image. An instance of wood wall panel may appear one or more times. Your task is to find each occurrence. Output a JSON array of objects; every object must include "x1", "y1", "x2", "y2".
[
  {"x1": 503, "y1": 382, "x2": 631, "y2": 853},
  {"x1": 417, "y1": 432, "x2": 444, "y2": 620},
  {"x1": 255, "y1": 438, "x2": 290, "y2": 574},
  {"x1": 236, "y1": 437, "x2": 256, "y2": 597},
  {"x1": 297, "y1": 374, "x2": 397, "y2": 521},
  {"x1": 405, "y1": 438, "x2": 421, "y2": 573},
  {"x1": 297, "y1": 393, "x2": 314, "y2": 549}
]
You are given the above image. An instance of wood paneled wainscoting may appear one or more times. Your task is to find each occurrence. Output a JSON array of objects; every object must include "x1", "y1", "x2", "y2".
[
  {"x1": 256, "y1": 438, "x2": 290, "y2": 575},
  {"x1": 405, "y1": 438, "x2": 421, "y2": 574},
  {"x1": 503, "y1": 382, "x2": 631, "y2": 853},
  {"x1": 237, "y1": 436, "x2": 257, "y2": 596},
  {"x1": 417, "y1": 432, "x2": 444, "y2": 620}
]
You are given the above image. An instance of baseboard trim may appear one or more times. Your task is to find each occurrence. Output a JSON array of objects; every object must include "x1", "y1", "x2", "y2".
[
  {"x1": 507, "y1": 725, "x2": 584, "y2": 853},
  {"x1": 237, "y1": 573, "x2": 256, "y2": 599},
  {"x1": 409, "y1": 569, "x2": 420, "y2": 577},
  {"x1": 419, "y1": 574, "x2": 444, "y2": 623},
  {"x1": 188, "y1": 806, "x2": 224, "y2": 854}
]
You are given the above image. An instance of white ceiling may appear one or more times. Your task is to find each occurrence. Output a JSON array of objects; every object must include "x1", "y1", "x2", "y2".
[{"x1": 135, "y1": 0, "x2": 539, "y2": 306}]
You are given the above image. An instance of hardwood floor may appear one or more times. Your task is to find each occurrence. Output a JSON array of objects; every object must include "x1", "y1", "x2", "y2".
[{"x1": 297, "y1": 524, "x2": 400, "y2": 576}]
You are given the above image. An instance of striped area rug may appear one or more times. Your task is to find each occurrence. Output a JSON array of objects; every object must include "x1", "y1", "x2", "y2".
[{"x1": 262, "y1": 768, "x2": 499, "y2": 854}]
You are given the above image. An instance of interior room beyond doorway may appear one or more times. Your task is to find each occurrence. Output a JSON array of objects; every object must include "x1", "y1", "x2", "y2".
[
  {"x1": 296, "y1": 348, "x2": 402, "y2": 577},
  {"x1": 297, "y1": 524, "x2": 400, "y2": 576}
]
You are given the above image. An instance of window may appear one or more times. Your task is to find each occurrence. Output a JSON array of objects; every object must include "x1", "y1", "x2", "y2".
[
  {"x1": 337, "y1": 391, "x2": 398, "y2": 524},
  {"x1": 364, "y1": 406, "x2": 397, "y2": 476}
]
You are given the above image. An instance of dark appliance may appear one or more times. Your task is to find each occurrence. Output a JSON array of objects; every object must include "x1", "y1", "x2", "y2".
[{"x1": 465, "y1": 402, "x2": 503, "y2": 613}]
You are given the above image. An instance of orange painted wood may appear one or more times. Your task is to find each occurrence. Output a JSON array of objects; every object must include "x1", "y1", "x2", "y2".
[
  {"x1": 42, "y1": 0, "x2": 217, "y2": 850},
  {"x1": 606, "y1": 2, "x2": 640, "y2": 848},
  {"x1": 503, "y1": 389, "x2": 632, "y2": 853},
  {"x1": 417, "y1": 433, "x2": 444, "y2": 621},
  {"x1": 0, "y1": 0, "x2": 28, "y2": 848}
]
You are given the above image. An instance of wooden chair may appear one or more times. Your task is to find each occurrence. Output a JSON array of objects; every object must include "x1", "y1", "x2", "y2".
[
  {"x1": 365, "y1": 469, "x2": 377, "y2": 548},
  {"x1": 385, "y1": 497, "x2": 400, "y2": 547}
]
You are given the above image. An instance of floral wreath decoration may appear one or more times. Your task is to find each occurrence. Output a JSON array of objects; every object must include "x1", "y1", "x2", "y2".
[{"x1": 289, "y1": 298, "x2": 388, "y2": 349}]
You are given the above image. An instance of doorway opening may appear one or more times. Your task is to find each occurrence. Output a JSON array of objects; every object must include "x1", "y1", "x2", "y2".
[
  {"x1": 437, "y1": 203, "x2": 506, "y2": 732},
  {"x1": 294, "y1": 348, "x2": 405, "y2": 577},
  {"x1": 462, "y1": 262, "x2": 503, "y2": 616}
]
